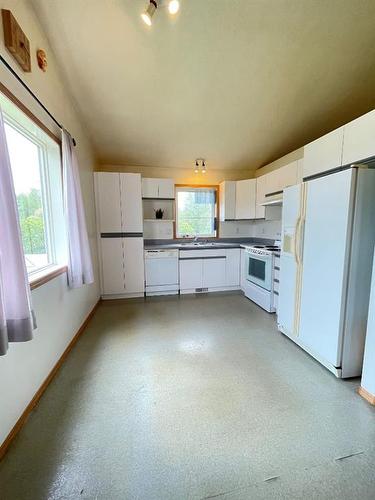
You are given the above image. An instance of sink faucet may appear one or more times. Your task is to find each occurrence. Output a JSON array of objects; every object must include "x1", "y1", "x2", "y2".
[{"x1": 193, "y1": 236, "x2": 200, "y2": 242}]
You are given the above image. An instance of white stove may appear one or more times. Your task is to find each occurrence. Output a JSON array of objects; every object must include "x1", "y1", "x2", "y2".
[
  {"x1": 246, "y1": 244, "x2": 281, "y2": 256},
  {"x1": 244, "y1": 242, "x2": 280, "y2": 312}
]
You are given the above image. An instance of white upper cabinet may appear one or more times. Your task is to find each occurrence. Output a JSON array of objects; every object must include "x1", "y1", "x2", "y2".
[
  {"x1": 95, "y1": 172, "x2": 143, "y2": 234},
  {"x1": 158, "y1": 179, "x2": 175, "y2": 198},
  {"x1": 141, "y1": 178, "x2": 159, "y2": 198},
  {"x1": 278, "y1": 161, "x2": 299, "y2": 190},
  {"x1": 142, "y1": 178, "x2": 175, "y2": 199},
  {"x1": 264, "y1": 161, "x2": 299, "y2": 197},
  {"x1": 255, "y1": 175, "x2": 266, "y2": 219},
  {"x1": 219, "y1": 181, "x2": 236, "y2": 221},
  {"x1": 303, "y1": 127, "x2": 344, "y2": 179},
  {"x1": 235, "y1": 179, "x2": 256, "y2": 219},
  {"x1": 95, "y1": 172, "x2": 122, "y2": 233},
  {"x1": 120, "y1": 173, "x2": 143, "y2": 233},
  {"x1": 342, "y1": 110, "x2": 375, "y2": 166}
]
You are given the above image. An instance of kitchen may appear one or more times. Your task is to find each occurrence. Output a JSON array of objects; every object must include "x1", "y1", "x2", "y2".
[
  {"x1": 94, "y1": 107, "x2": 375, "y2": 382},
  {"x1": 1, "y1": 1, "x2": 375, "y2": 499}
]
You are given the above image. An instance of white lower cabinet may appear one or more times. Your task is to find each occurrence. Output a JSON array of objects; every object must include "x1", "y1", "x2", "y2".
[
  {"x1": 225, "y1": 249, "x2": 240, "y2": 287},
  {"x1": 100, "y1": 238, "x2": 125, "y2": 295},
  {"x1": 179, "y1": 248, "x2": 241, "y2": 293},
  {"x1": 123, "y1": 238, "x2": 145, "y2": 294},
  {"x1": 100, "y1": 237, "x2": 144, "y2": 297},
  {"x1": 179, "y1": 258, "x2": 203, "y2": 290},
  {"x1": 203, "y1": 257, "x2": 226, "y2": 288}
]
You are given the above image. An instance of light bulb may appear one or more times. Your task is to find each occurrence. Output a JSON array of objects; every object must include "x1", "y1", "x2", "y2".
[
  {"x1": 141, "y1": 12, "x2": 152, "y2": 25},
  {"x1": 168, "y1": 0, "x2": 180, "y2": 15},
  {"x1": 194, "y1": 168, "x2": 199, "y2": 174},
  {"x1": 202, "y1": 168, "x2": 206, "y2": 174},
  {"x1": 141, "y1": 1, "x2": 157, "y2": 26}
]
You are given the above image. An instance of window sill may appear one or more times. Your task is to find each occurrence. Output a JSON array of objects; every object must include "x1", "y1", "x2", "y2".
[{"x1": 29, "y1": 265, "x2": 67, "y2": 291}]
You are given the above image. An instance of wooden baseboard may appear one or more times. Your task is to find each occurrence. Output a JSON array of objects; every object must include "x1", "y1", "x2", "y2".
[
  {"x1": 358, "y1": 386, "x2": 375, "y2": 406},
  {"x1": 0, "y1": 298, "x2": 101, "y2": 461}
]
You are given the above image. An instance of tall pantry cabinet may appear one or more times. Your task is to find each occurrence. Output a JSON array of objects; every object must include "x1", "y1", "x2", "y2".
[{"x1": 94, "y1": 172, "x2": 145, "y2": 298}]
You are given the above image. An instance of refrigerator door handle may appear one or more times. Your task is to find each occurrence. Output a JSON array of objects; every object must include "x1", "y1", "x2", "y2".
[
  {"x1": 294, "y1": 217, "x2": 301, "y2": 265},
  {"x1": 298, "y1": 218, "x2": 305, "y2": 264}
]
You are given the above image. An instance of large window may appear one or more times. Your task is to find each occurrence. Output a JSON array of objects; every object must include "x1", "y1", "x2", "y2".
[
  {"x1": 1, "y1": 92, "x2": 66, "y2": 277},
  {"x1": 176, "y1": 186, "x2": 217, "y2": 238}
]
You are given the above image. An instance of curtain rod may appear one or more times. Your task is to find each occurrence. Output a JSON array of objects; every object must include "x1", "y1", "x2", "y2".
[{"x1": 0, "y1": 55, "x2": 76, "y2": 146}]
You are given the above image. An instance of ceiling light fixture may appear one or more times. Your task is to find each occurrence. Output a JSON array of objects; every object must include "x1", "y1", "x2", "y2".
[
  {"x1": 141, "y1": 0, "x2": 157, "y2": 26},
  {"x1": 168, "y1": 0, "x2": 180, "y2": 15},
  {"x1": 194, "y1": 159, "x2": 207, "y2": 174}
]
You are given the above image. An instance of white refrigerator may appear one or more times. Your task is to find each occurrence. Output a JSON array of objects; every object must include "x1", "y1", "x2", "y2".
[{"x1": 278, "y1": 166, "x2": 375, "y2": 378}]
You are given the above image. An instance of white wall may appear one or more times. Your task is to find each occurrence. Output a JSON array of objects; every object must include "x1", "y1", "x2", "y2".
[
  {"x1": 0, "y1": 0, "x2": 100, "y2": 446},
  {"x1": 361, "y1": 252, "x2": 375, "y2": 397}
]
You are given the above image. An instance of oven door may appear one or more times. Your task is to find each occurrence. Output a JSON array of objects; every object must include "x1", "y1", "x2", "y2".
[{"x1": 246, "y1": 251, "x2": 272, "y2": 291}]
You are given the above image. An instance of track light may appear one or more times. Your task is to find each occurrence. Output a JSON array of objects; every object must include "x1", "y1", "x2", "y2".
[
  {"x1": 141, "y1": 0, "x2": 157, "y2": 26},
  {"x1": 194, "y1": 159, "x2": 207, "y2": 174},
  {"x1": 168, "y1": 0, "x2": 180, "y2": 15}
]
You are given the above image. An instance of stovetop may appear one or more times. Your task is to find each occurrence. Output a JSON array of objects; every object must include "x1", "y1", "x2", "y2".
[{"x1": 247, "y1": 244, "x2": 281, "y2": 255}]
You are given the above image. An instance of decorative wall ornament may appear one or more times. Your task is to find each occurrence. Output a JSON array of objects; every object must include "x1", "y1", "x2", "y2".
[
  {"x1": 36, "y1": 49, "x2": 47, "y2": 72},
  {"x1": 1, "y1": 9, "x2": 31, "y2": 72}
]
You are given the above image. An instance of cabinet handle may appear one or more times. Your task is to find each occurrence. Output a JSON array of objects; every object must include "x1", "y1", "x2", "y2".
[{"x1": 180, "y1": 256, "x2": 226, "y2": 261}]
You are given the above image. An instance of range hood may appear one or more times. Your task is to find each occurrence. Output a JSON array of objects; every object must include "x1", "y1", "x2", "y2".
[{"x1": 260, "y1": 190, "x2": 283, "y2": 206}]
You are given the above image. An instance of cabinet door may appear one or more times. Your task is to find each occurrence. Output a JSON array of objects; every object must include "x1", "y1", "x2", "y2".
[
  {"x1": 240, "y1": 249, "x2": 247, "y2": 291},
  {"x1": 142, "y1": 178, "x2": 159, "y2": 198},
  {"x1": 220, "y1": 181, "x2": 236, "y2": 221},
  {"x1": 100, "y1": 238, "x2": 124, "y2": 295},
  {"x1": 265, "y1": 170, "x2": 281, "y2": 196},
  {"x1": 203, "y1": 257, "x2": 226, "y2": 288},
  {"x1": 278, "y1": 161, "x2": 298, "y2": 190},
  {"x1": 120, "y1": 173, "x2": 143, "y2": 233},
  {"x1": 95, "y1": 173, "x2": 122, "y2": 233},
  {"x1": 179, "y1": 259, "x2": 203, "y2": 290},
  {"x1": 158, "y1": 179, "x2": 175, "y2": 199},
  {"x1": 235, "y1": 179, "x2": 256, "y2": 219},
  {"x1": 225, "y1": 249, "x2": 240, "y2": 287},
  {"x1": 123, "y1": 237, "x2": 144, "y2": 294},
  {"x1": 303, "y1": 127, "x2": 344, "y2": 179},
  {"x1": 342, "y1": 110, "x2": 375, "y2": 166},
  {"x1": 255, "y1": 176, "x2": 266, "y2": 219}
]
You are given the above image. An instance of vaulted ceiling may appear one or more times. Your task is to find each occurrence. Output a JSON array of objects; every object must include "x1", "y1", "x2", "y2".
[{"x1": 32, "y1": 0, "x2": 375, "y2": 170}]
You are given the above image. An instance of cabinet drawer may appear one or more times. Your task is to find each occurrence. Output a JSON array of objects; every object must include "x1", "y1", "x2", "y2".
[{"x1": 179, "y1": 249, "x2": 226, "y2": 259}]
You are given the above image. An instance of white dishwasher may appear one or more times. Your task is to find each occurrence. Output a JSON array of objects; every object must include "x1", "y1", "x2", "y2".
[{"x1": 145, "y1": 249, "x2": 179, "y2": 296}]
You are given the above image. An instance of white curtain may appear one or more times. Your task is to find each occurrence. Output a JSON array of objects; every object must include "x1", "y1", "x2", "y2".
[
  {"x1": 62, "y1": 130, "x2": 94, "y2": 289},
  {"x1": 0, "y1": 109, "x2": 35, "y2": 356}
]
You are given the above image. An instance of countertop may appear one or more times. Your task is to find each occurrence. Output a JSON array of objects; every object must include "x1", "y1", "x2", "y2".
[{"x1": 144, "y1": 238, "x2": 275, "y2": 251}]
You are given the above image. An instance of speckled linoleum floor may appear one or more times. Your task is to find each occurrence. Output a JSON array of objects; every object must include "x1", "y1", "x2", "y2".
[{"x1": 1, "y1": 292, "x2": 375, "y2": 500}]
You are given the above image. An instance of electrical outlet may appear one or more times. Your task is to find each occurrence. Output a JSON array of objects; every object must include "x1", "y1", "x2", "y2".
[{"x1": 236, "y1": 227, "x2": 240, "y2": 235}]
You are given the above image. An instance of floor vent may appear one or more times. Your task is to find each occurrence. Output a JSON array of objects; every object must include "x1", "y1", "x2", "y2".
[{"x1": 195, "y1": 288, "x2": 208, "y2": 293}]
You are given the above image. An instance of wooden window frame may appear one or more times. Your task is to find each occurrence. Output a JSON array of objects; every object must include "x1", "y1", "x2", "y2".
[
  {"x1": 174, "y1": 184, "x2": 220, "y2": 239},
  {"x1": 0, "y1": 83, "x2": 67, "y2": 290}
]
